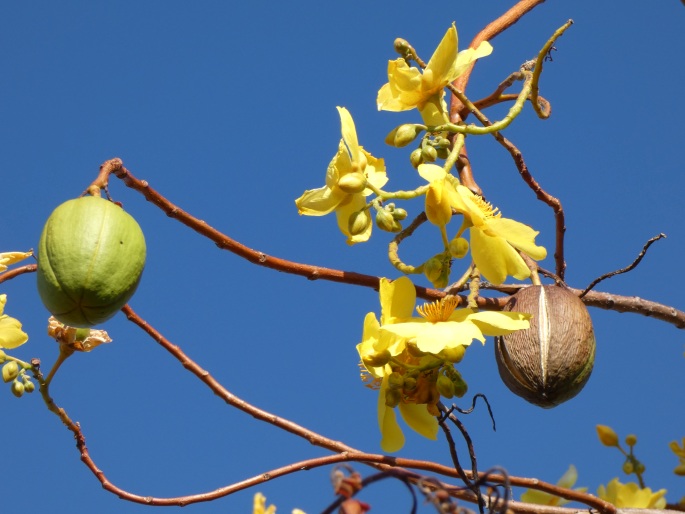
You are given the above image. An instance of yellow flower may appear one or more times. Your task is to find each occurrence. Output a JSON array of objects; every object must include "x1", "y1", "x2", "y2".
[
  {"x1": 377, "y1": 24, "x2": 492, "y2": 124},
  {"x1": 669, "y1": 438, "x2": 685, "y2": 476},
  {"x1": 252, "y1": 493, "x2": 305, "y2": 514},
  {"x1": 0, "y1": 294, "x2": 28, "y2": 349},
  {"x1": 597, "y1": 478, "x2": 667, "y2": 509},
  {"x1": 295, "y1": 107, "x2": 387, "y2": 245},
  {"x1": 417, "y1": 164, "x2": 546, "y2": 284},
  {"x1": 0, "y1": 251, "x2": 33, "y2": 273},
  {"x1": 356, "y1": 277, "x2": 529, "y2": 452},
  {"x1": 521, "y1": 465, "x2": 587, "y2": 506}
]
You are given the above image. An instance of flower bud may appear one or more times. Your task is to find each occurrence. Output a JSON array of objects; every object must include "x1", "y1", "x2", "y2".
[
  {"x1": 337, "y1": 172, "x2": 367, "y2": 194},
  {"x1": 2, "y1": 361, "x2": 19, "y2": 383},
  {"x1": 449, "y1": 237, "x2": 469, "y2": 259},
  {"x1": 11, "y1": 380, "x2": 24, "y2": 398},
  {"x1": 392, "y1": 208, "x2": 408, "y2": 221},
  {"x1": 403, "y1": 376, "x2": 417, "y2": 391},
  {"x1": 362, "y1": 348, "x2": 391, "y2": 368},
  {"x1": 623, "y1": 461, "x2": 634, "y2": 474},
  {"x1": 409, "y1": 149, "x2": 423, "y2": 169},
  {"x1": 385, "y1": 124, "x2": 422, "y2": 148},
  {"x1": 348, "y1": 210, "x2": 372, "y2": 236},
  {"x1": 674, "y1": 463, "x2": 685, "y2": 476},
  {"x1": 375, "y1": 209, "x2": 401, "y2": 233},
  {"x1": 452, "y1": 376, "x2": 468, "y2": 398},
  {"x1": 625, "y1": 434, "x2": 637, "y2": 446},
  {"x1": 440, "y1": 345, "x2": 466, "y2": 363},
  {"x1": 384, "y1": 388, "x2": 401, "y2": 408},
  {"x1": 636, "y1": 463, "x2": 646, "y2": 474},
  {"x1": 597, "y1": 425, "x2": 619, "y2": 447},
  {"x1": 423, "y1": 257, "x2": 443, "y2": 283},
  {"x1": 437, "y1": 374, "x2": 455, "y2": 399},
  {"x1": 388, "y1": 372, "x2": 404, "y2": 390},
  {"x1": 421, "y1": 145, "x2": 437, "y2": 163},
  {"x1": 23, "y1": 379, "x2": 35, "y2": 393}
]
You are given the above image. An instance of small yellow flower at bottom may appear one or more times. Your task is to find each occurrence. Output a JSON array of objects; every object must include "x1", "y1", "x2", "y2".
[
  {"x1": 597, "y1": 478, "x2": 667, "y2": 509},
  {"x1": 252, "y1": 492, "x2": 306, "y2": 514}
]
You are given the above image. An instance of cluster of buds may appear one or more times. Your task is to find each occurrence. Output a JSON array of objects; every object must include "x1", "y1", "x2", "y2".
[
  {"x1": 597, "y1": 425, "x2": 647, "y2": 479},
  {"x1": 0, "y1": 350, "x2": 35, "y2": 398}
]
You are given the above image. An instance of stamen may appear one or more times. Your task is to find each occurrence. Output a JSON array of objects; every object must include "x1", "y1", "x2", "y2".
[
  {"x1": 470, "y1": 191, "x2": 500, "y2": 219},
  {"x1": 416, "y1": 296, "x2": 460, "y2": 322}
]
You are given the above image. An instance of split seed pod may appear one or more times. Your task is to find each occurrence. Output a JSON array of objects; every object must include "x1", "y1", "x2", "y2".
[{"x1": 495, "y1": 285, "x2": 595, "y2": 408}]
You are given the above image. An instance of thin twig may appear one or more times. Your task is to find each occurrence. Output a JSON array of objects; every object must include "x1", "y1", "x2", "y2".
[{"x1": 580, "y1": 233, "x2": 666, "y2": 297}]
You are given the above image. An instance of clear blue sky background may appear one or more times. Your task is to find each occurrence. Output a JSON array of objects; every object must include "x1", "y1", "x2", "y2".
[{"x1": 1, "y1": 2, "x2": 684, "y2": 513}]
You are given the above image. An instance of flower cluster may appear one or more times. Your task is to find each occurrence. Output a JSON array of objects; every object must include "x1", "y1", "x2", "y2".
[
  {"x1": 357, "y1": 277, "x2": 529, "y2": 451},
  {"x1": 295, "y1": 24, "x2": 546, "y2": 286}
]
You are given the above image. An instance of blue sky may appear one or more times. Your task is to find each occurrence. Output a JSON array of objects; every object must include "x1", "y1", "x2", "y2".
[{"x1": 1, "y1": 2, "x2": 684, "y2": 513}]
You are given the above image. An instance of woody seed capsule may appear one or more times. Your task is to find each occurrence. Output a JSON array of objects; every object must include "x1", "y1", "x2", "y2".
[{"x1": 494, "y1": 285, "x2": 595, "y2": 408}]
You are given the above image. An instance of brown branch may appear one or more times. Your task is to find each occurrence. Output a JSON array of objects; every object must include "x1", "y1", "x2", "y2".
[
  {"x1": 0, "y1": 263, "x2": 37, "y2": 284},
  {"x1": 450, "y1": 0, "x2": 548, "y2": 121}
]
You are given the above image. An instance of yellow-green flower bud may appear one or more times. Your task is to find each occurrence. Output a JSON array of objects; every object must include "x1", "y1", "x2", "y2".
[
  {"x1": 385, "y1": 388, "x2": 401, "y2": 408},
  {"x1": 440, "y1": 345, "x2": 466, "y2": 363},
  {"x1": 0, "y1": 350, "x2": 6, "y2": 362},
  {"x1": 623, "y1": 461, "x2": 634, "y2": 474},
  {"x1": 337, "y1": 172, "x2": 367, "y2": 194},
  {"x1": 388, "y1": 372, "x2": 404, "y2": 390},
  {"x1": 403, "y1": 376, "x2": 417, "y2": 391},
  {"x1": 625, "y1": 434, "x2": 637, "y2": 447},
  {"x1": 410, "y1": 148, "x2": 423, "y2": 169},
  {"x1": 421, "y1": 145, "x2": 437, "y2": 163},
  {"x1": 449, "y1": 237, "x2": 469, "y2": 259},
  {"x1": 362, "y1": 348, "x2": 391, "y2": 368},
  {"x1": 436, "y1": 147, "x2": 450, "y2": 160},
  {"x1": 375, "y1": 209, "x2": 401, "y2": 233},
  {"x1": 348, "y1": 210, "x2": 371, "y2": 236},
  {"x1": 636, "y1": 462, "x2": 646, "y2": 474},
  {"x1": 393, "y1": 38, "x2": 411, "y2": 55},
  {"x1": 2, "y1": 361, "x2": 19, "y2": 383},
  {"x1": 423, "y1": 257, "x2": 443, "y2": 283},
  {"x1": 11, "y1": 380, "x2": 24, "y2": 398},
  {"x1": 437, "y1": 374, "x2": 455, "y2": 399},
  {"x1": 596, "y1": 425, "x2": 619, "y2": 447},
  {"x1": 23, "y1": 379, "x2": 35, "y2": 394},
  {"x1": 386, "y1": 124, "x2": 422, "y2": 148},
  {"x1": 453, "y1": 377, "x2": 468, "y2": 398},
  {"x1": 392, "y1": 208, "x2": 408, "y2": 221}
]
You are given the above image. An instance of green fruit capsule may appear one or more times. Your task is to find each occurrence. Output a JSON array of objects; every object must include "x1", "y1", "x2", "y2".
[{"x1": 37, "y1": 196, "x2": 146, "y2": 327}]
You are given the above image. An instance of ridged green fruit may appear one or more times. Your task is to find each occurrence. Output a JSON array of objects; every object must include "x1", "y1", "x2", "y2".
[{"x1": 37, "y1": 196, "x2": 146, "y2": 327}]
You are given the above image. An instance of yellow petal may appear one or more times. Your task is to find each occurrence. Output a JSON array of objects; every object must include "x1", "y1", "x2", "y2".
[
  {"x1": 0, "y1": 251, "x2": 33, "y2": 272},
  {"x1": 295, "y1": 185, "x2": 345, "y2": 216},
  {"x1": 360, "y1": 148, "x2": 388, "y2": 192},
  {"x1": 379, "y1": 375, "x2": 405, "y2": 452},
  {"x1": 0, "y1": 314, "x2": 29, "y2": 349},
  {"x1": 398, "y1": 402, "x2": 438, "y2": 441},
  {"x1": 425, "y1": 180, "x2": 453, "y2": 227},
  {"x1": 336, "y1": 106, "x2": 360, "y2": 164},
  {"x1": 380, "y1": 276, "x2": 416, "y2": 323},
  {"x1": 424, "y1": 24, "x2": 458, "y2": 90},
  {"x1": 452, "y1": 41, "x2": 493, "y2": 80},
  {"x1": 417, "y1": 163, "x2": 446, "y2": 183},
  {"x1": 335, "y1": 193, "x2": 370, "y2": 244},
  {"x1": 468, "y1": 310, "x2": 531, "y2": 337},
  {"x1": 470, "y1": 228, "x2": 530, "y2": 284},
  {"x1": 485, "y1": 217, "x2": 547, "y2": 261}
]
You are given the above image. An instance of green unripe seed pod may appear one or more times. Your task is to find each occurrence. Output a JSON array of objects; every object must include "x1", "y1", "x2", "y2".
[
  {"x1": 37, "y1": 196, "x2": 146, "y2": 327},
  {"x1": 2, "y1": 361, "x2": 19, "y2": 383}
]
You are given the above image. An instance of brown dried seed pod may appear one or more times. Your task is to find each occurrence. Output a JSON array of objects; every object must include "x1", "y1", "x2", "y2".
[{"x1": 495, "y1": 285, "x2": 595, "y2": 408}]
